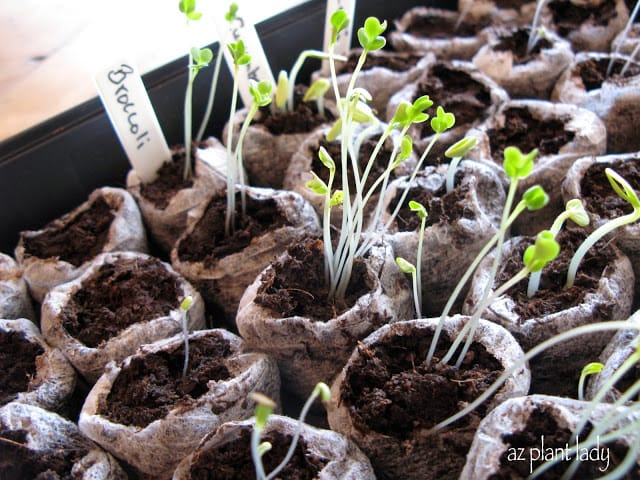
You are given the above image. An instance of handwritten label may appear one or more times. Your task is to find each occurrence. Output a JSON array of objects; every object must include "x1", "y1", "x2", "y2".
[
  {"x1": 95, "y1": 62, "x2": 171, "y2": 183},
  {"x1": 321, "y1": 0, "x2": 356, "y2": 75},
  {"x1": 213, "y1": 7, "x2": 275, "y2": 106}
]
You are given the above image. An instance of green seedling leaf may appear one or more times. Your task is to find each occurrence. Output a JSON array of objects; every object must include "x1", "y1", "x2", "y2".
[
  {"x1": 303, "y1": 78, "x2": 331, "y2": 102},
  {"x1": 249, "y1": 80, "x2": 273, "y2": 107},
  {"x1": 326, "y1": 119, "x2": 342, "y2": 142},
  {"x1": 392, "y1": 96, "x2": 432, "y2": 128},
  {"x1": 330, "y1": 190, "x2": 344, "y2": 208},
  {"x1": 314, "y1": 382, "x2": 331, "y2": 403},
  {"x1": 250, "y1": 392, "x2": 276, "y2": 430},
  {"x1": 606, "y1": 168, "x2": 640, "y2": 209},
  {"x1": 357, "y1": 17, "x2": 387, "y2": 51},
  {"x1": 503, "y1": 146, "x2": 537, "y2": 180},
  {"x1": 228, "y1": 40, "x2": 251, "y2": 66},
  {"x1": 565, "y1": 198, "x2": 590, "y2": 227},
  {"x1": 190, "y1": 47, "x2": 213, "y2": 74},
  {"x1": 350, "y1": 87, "x2": 373, "y2": 104},
  {"x1": 257, "y1": 441, "x2": 272, "y2": 456},
  {"x1": 396, "y1": 257, "x2": 416, "y2": 275},
  {"x1": 581, "y1": 361, "x2": 604, "y2": 377},
  {"x1": 523, "y1": 230, "x2": 560, "y2": 272},
  {"x1": 330, "y1": 10, "x2": 350, "y2": 45},
  {"x1": 225, "y1": 2, "x2": 239, "y2": 22},
  {"x1": 409, "y1": 200, "x2": 427, "y2": 220},
  {"x1": 318, "y1": 146, "x2": 336, "y2": 173},
  {"x1": 430, "y1": 106, "x2": 455, "y2": 134},
  {"x1": 522, "y1": 185, "x2": 549, "y2": 211},
  {"x1": 306, "y1": 172, "x2": 329, "y2": 196},
  {"x1": 275, "y1": 71, "x2": 288, "y2": 109},
  {"x1": 393, "y1": 135, "x2": 413, "y2": 167},
  {"x1": 179, "y1": 0, "x2": 202, "y2": 20},
  {"x1": 445, "y1": 136, "x2": 478, "y2": 159},
  {"x1": 180, "y1": 295, "x2": 194, "y2": 312}
]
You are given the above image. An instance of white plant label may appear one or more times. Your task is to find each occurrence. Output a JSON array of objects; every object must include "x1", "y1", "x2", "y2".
[
  {"x1": 321, "y1": 0, "x2": 356, "y2": 74},
  {"x1": 95, "y1": 62, "x2": 171, "y2": 183},
  {"x1": 214, "y1": 6, "x2": 275, "y2": 106}
]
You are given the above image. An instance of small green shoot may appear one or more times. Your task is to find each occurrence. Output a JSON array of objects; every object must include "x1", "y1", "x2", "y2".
[
  {"x1": 179, "y1": 295, "x2": 194, "y2": 378},
  {"x1": 178, "y1": 0, "x2": 203, "y2": 22},
  {"x1": 250, "y1": 383, "x2": 330, "y2": 480},
  {"x1": 444, "y1": 136, "x2": 478, "y2": 193},
  {"x1": 566, "y1": 168, "x2": 640, "y2": 289},
  {"x1": 396, "y1": 257, "x2": 420, "y2": 319},
  {"x1": 302, "y1": 78, "x2": 331, "y2": 117},
  {"x1": 578, "y1": 361, "x2": 604, "y2": 401},
  {"x1": 527, "y1": 0, "x2": 548, "y2": 53}
]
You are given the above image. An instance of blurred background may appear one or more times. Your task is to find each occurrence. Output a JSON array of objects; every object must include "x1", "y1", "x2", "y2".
[{"x1": 0, "y1": 0, "x2": 306, "y2": 141}]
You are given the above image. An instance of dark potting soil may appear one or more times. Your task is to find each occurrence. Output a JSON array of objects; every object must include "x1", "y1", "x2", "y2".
[
  {"x1": 417, "y1": 63, "x2": 492, "y2": 133},
  {"x1": 22, "y1": 195, "x2": 116, "y2": 268},
  {"x1": 188, "y1": 425, "x2": 328, "y2": 480},
  {"x1": 0, "y1": 426, "x2": 89, "y2": 480},
  {"x1": 404, "y1": 10, "x2": 491, "y2": 38},
  {"x1": 337, "y1": 50, "x2": 424, "y2": 73},
  {"x1": 256, "y1": 86, "x2": 334, "y2": 136},
  {"x1": 177, "y1": 191, "x2": 290, "y2": 266},
  {"x1": 61, "y1": 256, "x2": 181, "y2": 348},
  {"x1": 576, "y1": 57, "x2": 640, "y2": 91},
  {"x1": 340, "y1": 329, "x2": 502, "y2": 479},
  {"x1": 490, "y1": 405, "x2": 638, "y2": 479},
  {"x1": 255, "y1": 237, "x2": 376, "y2": 321},
  {"x1": 0, "y1": 329, "x2": 44, "y2": 406},
  {"x1": 487, "y1": 107, "x2": 575, "y2": 164},
  {"x1": 99, "y1": 332, "x2": 232, "y2": 428},
  {"x1": 496, "y1": 229, "x2": 617, "y2": 320},
  {"x1": 494, "y1": 28, "x2": 554, "y2": 65},
  {"x1": 388, "y1": 170, "x2": 474, "y2": 232},
  {"x1": 139, "y1": 149, "x2": 194, "y2": 209},
  {"x1": 580, "y1": 160, "x2": 640, "y2": 219},
  {"x1": 548, "y1": 0, "x2": 618, "y2": 38}
]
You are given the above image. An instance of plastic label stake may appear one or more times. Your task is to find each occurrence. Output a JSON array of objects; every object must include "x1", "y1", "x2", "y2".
[
  {"x1": 214, "y1": 6, "x2": 275, "y2": 106},
  {"x1": 322, "y1": 0, "x2": 356, "y2": 74},
  {"x1": 95, "y1": 62, "x2": 171, "y2": 183}
]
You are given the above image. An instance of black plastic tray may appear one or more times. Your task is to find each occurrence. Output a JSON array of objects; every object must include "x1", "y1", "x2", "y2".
[{"x1": 0, "y1": 0, "x2": 455, "y2": 253}]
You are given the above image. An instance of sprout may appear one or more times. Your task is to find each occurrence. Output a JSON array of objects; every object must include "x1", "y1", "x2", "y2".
[
  {"x1": 249, "y1": 382, "x2": 330, "y2": 480},
  {"x1": 578, "y1": 362, "x2": 604, "y2": 401},
  {"x1": 527, "y1": 0, "x2": 549, "y2": 54},
  {"x1": 179, "y1": 295, "x2": 194, "y2": 378},
  {"x1": 566, "y1": 168, "x2": 640, "y2": 289},
  {"x1": 444, "y1": 136, "x2": 478, "y2": 193},
  {"x1": 396, "y1": 257, "x2": 420, "y2": 319}
]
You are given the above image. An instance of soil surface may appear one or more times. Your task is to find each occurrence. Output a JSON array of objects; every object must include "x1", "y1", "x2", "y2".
[
  {"x1": 188, "y1": 425, "x2": 327, "y2": 480},
  {"x1": 99, "y1": 332, "x2": 232, "y2": 428},
  {"x1": 139, "y1": 149, "x2": 194, "y2": 209},
  {"x1": 417, "y1": 63, "x2": 492, "y2": 133},
  {"x1": 576, "y1": 57, "x2": 640, "y2": 91},
  {"x1": 494, "y1": 28, "x2": 553, "y2": 65},
  {"x1": 490, "y1": 405, "x2": 637, "y2": 479},
  {"x1": 22, "y1": 195, "x2": 116, "y2": 267},
  {"x1": 255, "y1": 86, "x2": 333, "y2": 136},
  {"x1": 0, "y1": 329, "x2": 43, "y2": 406},
  {"x1": 61, "y1": 256, "x2": 181, "y2": 348},
  {"x1": 0, "y1": 425, "x2": 89, "y2": 480},
  {"x1": 338, "y1": 50, "x2": 424, "y2": 73},
  {"x1": 405, "y1": 11, "x2": 491, "y2": 38},
  {"x1": 341, "y1": 329, "x2": 502, "y2": 479},
  {"x1": 548, "y1": 0, "x2": 618, "y2": 37},
  {"x1": 580, "y1": 160, "x2": 640, "y2": 219},
  {"x1": 177, "y1": 190, "x2": 290, "y2": 266},
  {"x1": 487, "y1": 107, "x2": 575, "y2": 164},
  {"x1": 255, "y1": 237, "x2": 376, "y2": 321}
]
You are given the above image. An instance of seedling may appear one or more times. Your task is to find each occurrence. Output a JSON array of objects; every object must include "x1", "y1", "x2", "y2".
[
  {"x1": 444, "y1": 136, "x2": 478, "y2": 193},
  {"x1": 565, "y1": 168, "x2": 640, "y2": 289},
  {"x1": 608, "y1": 0, "x2": 640, "y2": 76},
  {"x1": 396, "y1": 257, "x2": 420, "y2": 319},
  {"x1": 178, "y1": 295, "x2": 194, "y2": 378},
  {"x1": 578, "y1": 361, "x2": 604, "y2": 401},
  {"x1": 527, "y1": 0, "x2": 549, "y2": 54},
  {"x1": 249, "y1": 382, "x2": 331, "y2": 480}
]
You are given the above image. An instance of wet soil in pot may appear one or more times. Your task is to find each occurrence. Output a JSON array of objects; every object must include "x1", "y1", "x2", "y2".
[
  {"x1": 337, "y1": 50, "x2": 424, "y2": 74},
  {"x1": 487, "y1": 107, "x2": 575, "y2": 164},
  {"x1": 98, "y1": 332, "x2": 232, "y2": 428},
  {"x1": 547, "y1": 0, "x2": 618, "y2": 38},
  {"x1": 0, "y1": 427, "x2": 89, "y2": 480},
  {"x1": 188, "y1": 425, "x2": 327, "y2": 480},
  {"x1": 254, "y1": 237, "x2": 375, "y2": 321},
  {"x1": 21, "y1": 195, "x2": 116, "y2": 268},
  {"x1": 494, "y1": 28, "x2": 554, "y2": 65},
  {"x1": 0, "y1": 329, "x2": 43, "y2": 406},
  {"x1": 139, "y1": 150, "x2": 193, "y2": 210},
  {"x1": 490, "y1": 405, "x2": 638, "y2": 479},
  {"x1": 60, "y1": 257, "x2": 181, "y2": 348},
  {"x1": 403, "y1": 11, "x2": 491, "y2": 38},
  {"x1": 341, "y1": 330, "x2": 502, "y2": 479},
  {"x1": 575, "y1": 57, "x2": 640, "y2": 91}
]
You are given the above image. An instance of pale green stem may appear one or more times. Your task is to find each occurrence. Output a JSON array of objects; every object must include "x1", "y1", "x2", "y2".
[
  {"x1": 445, "y1": 156, "x2": 462, "y2": 193},
  {"x1": 608, "y1": 0, "x2": 640, "y2": 76},
  {"x1": 196, "y1": 46, "x2": 224, "y2": 143},
  {"x1": 234, "y1": 102, "x2": 260, "y2": 216},
  {"x1": 436, "y1": 179, "x2": 518, "y2": 365},
  {"x1": 527, "y1": 0, "x2": 548, "y2": 54},
  {"x1": 184, "y1": 53, "x2": 196, "y2": 180},
  {"x1": 415, "y1": 215, "x2": 426, "y2": 318},
  {"x1": 566, "y1": 208, "x2": 640, "y2": 288},
  {"x1": 286, "y1": 50, "x2": 330, "y2": 112},
  {"x1": 621, "y1": 42, "x2": 640, "y2": 77},
  {"x1": 225, "y1": 65, "x2": 241, "y2": 237},
  {"x1": 181, "y1": 314, "x2": 189, "y2": 378},
  {"x1": 427, "y1": 321, "x2": 637, "y2": 434},
  {"x1": 323, "y1": 169, "x2": 336, "y2": 285},
  {"x1": 251, "y1": 424, "x2": 268, "y2": 480}
]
